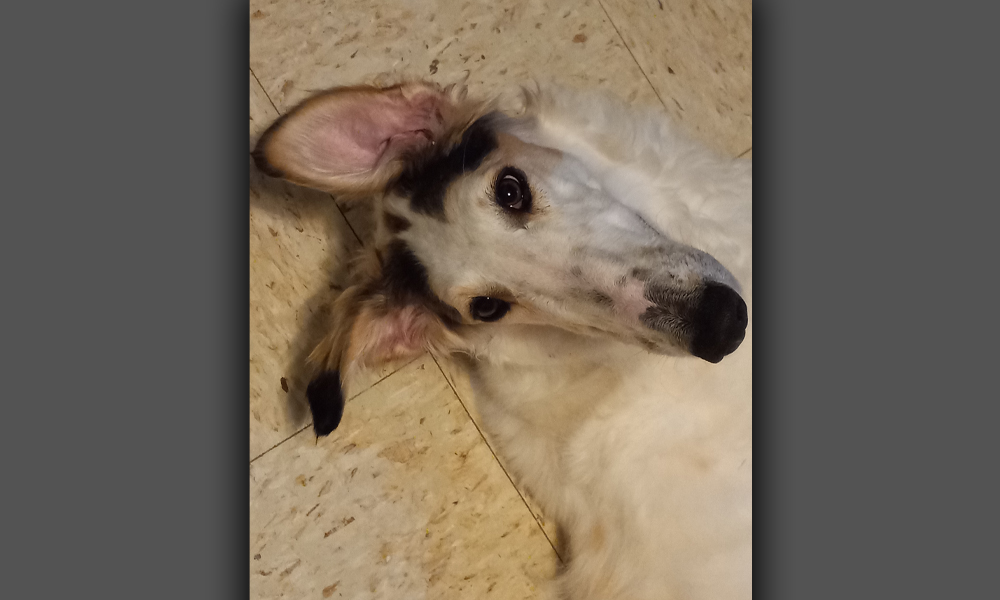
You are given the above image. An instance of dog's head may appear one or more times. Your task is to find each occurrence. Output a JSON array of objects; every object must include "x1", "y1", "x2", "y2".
[{"x1": 253, "y1": 81, "x2": 747, "y2": 435}]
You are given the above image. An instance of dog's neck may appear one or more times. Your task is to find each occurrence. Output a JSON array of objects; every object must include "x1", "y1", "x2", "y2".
[{"x1": 449, "y1": 325, "x2": 655, "y2": 435}]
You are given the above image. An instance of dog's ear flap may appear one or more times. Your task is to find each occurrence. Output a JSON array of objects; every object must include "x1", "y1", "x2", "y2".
[
  {"x1": 303, "y1": 279, "x2": 465, "y2": 437},
  {"x1": 252, "y1": 82, "x2": 468, "y2": 198}
]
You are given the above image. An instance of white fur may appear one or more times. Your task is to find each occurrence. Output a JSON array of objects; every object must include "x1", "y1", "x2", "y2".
[{"x1": 452, "y1": 85, "x2": 752, "y2": 600}]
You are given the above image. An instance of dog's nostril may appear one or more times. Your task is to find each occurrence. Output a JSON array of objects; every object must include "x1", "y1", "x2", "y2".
[{"x1": 690, "y1": 284, "x2": 748, "y2": 364}]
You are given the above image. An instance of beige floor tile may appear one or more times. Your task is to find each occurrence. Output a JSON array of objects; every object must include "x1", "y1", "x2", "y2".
[
  {"x1": 250, "y1": 357, "x2": 557, "y2": 599},
  {"x1": 250, "y1": 0, "x2": 659, "y2": 112},
  {"x1": 600, "y1": 0, "x2": 752, "y2": 156},
  {"x1": 250, "y1": 153, "x2": 364, "y2": 460},
  {"x1": 250, "y1": 69, "x2": 278, "y2": 150}
]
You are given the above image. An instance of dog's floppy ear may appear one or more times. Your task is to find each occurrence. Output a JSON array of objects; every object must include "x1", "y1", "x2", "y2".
[
  {"x1": 302, "y1": 251, "x2": 466, "y2": 437},
  {"x1": 252, "y1": 82, "x2": 472, "y2": 198}
]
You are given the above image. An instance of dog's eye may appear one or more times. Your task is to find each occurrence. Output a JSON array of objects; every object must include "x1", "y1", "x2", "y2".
[
  {"x1": 494, "y1": 167, "x2": 531, "y2": 212},
  {"x1": 470, "y1": 296, "x2": 511, "y2": 322}
]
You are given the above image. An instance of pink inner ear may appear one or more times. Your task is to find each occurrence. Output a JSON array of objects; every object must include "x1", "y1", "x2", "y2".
[
  {"x1": 354, "y1": 305, "x2": 437, "y2": 366},
  {"x1": 302, "y1": 89, "x2": 447, "y2": 176}
]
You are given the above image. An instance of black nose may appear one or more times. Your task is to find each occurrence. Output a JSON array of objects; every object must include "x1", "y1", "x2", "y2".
[{"x1": 690, "y1": 284, "x2": 748, "y2": 363}]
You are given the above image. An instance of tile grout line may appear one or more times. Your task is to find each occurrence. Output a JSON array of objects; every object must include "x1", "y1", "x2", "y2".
[
  {"x1": 597, "y1": 0, "x2": 670, "y2": 114},
  {"x1": 249, "y1": 355, "x2": 422, "y2": 465},
  {"x1": 596, "y1": 4, "x2": 752, "y2": 159},
  {"x1": 250, "y1": 423, "x2": 311, "y2": 464},
  {"x1": 343, "y1": 354, "x2": 423, "y2": 402},
  {"x1": 331, "y1": 195, "x2": 365, "y2": 247},
  {"x1": 430, "y1": 354, "x2": 565, "y2": 563},
  {"x1": 250, "y1": 66, "x2": 280, "y2": 116},
  {"x1": 248, "y1": 66, "x2": 307, "y2": 466}
]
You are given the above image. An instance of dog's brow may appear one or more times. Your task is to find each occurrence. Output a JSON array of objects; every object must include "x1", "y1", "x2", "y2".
[{"x1": 394, "y1": 116, "x2": 498, "y2": 220}]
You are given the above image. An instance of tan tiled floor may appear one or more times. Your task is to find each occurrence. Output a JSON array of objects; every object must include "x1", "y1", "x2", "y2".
[{"x1": 249, "y1": 1, "x2": 751, "y2": 597}]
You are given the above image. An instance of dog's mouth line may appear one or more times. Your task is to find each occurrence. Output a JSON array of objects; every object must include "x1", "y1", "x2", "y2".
[{"x1": 550, "y1": 318, "x2": 690, "y2": 357}]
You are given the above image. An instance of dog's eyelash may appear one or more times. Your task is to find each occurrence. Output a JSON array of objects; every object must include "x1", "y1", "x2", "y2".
[{"x1": 478, "y1": 284, "x2": 515, "y2": 303}]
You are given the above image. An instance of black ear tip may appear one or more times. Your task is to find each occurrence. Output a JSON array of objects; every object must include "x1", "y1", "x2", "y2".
[
  {"x1": 252, "y1": 114, "x2": 291, "y2": 178},
  {"x1": 251, "y1": 143, "x2": 285, "y2": 179},
  {"x1": 306, "y1": 370, "x2": 345, "y2": 437}
]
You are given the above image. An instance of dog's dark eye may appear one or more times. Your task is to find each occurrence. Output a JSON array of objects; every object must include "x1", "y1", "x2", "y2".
[
  {"x1": 494, "y1": 167, "x2": 531, "y2": 212},
  {"x1": 496, "y1": 176, "x2": 522, "y2": 209},
  {"x1": 470, "y1": 296, "x2": 511, "y2": 322}
]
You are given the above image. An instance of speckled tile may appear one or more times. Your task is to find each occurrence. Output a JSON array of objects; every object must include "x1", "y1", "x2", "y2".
[
  {"x1": 250, "y1": 0, "x2": 658, "y2": 111},
  {"x1": 250, "y1": 151, "x2": 365, "y2": 460},
  {"x1": 250, "y1": 357, "x2": 557, "y2": 599},
  {"x1": 600, "y1": 0, "x2": 752, "y2": 156}
]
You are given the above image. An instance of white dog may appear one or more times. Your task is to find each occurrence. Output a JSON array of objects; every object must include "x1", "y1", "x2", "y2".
[{"x1": 254, "y1": 80, "x2": 752, "y2": 600}]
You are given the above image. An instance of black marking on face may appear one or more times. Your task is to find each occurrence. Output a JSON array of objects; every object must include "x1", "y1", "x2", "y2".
[
  {"x1": 383, "y1": 212, "x2": 411, "y2": 233},
  {"x1": 306, "y1": 370, "x2": 345, "y2": 436},
  {"x1": 393, "y1": 115, "x2": 499, "y2": 219},
  {"x1": 639, "y1": 338, "x2": 660, "y2": 351},
  {"x1": 631, "y1": 267, "x2": 653, "y2": 281},
  {"x1": 381, "y1": 240, "x2": 433, "y2": 302},
  {"x1": 381, "y1": 240, "x2": 462, "y2": 326},
  {"x1": 587, "y1": 290, "x2": 615, "y2": 308},
  {"x1": 570, "y1": 266, "x2": 584, "y2": 278}
]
